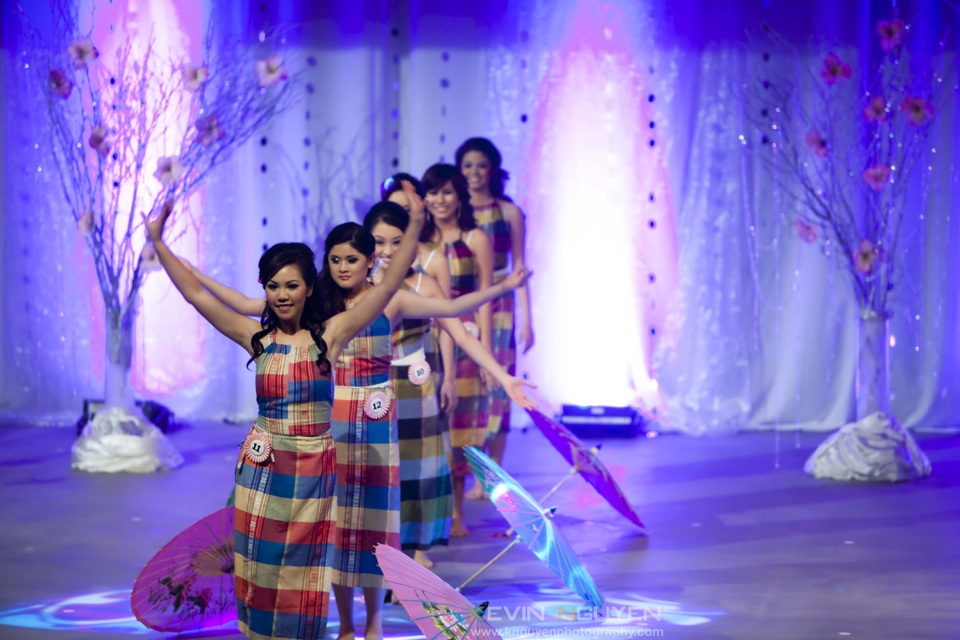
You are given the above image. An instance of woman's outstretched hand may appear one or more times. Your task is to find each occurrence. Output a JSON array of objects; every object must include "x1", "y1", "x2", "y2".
[
  {"x1": 144, "y1": 199, "x2": 174, "y2": 243},
  {"x1": 501, "y1": 267, "x2": 532, "y2": 292},
  {"x1": 502, "y1": 376, "x2": 538, "y2": 411},
  {"x1": 401, "y1": 180, "x2": 425, "y2": 230}
]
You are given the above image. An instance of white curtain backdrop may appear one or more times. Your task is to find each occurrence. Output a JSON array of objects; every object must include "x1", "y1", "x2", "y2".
[{"x1": 2, "y1": 0, "x2": 958, "y2": 434}]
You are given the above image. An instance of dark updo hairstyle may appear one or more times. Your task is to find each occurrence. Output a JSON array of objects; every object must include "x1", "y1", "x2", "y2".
[
  {"x1": 380, "y1": 172, "x2": 424, "y2": 202},
  {"x1": 420, "y1": 163, "x2": 475, "y2": 243},
  {"x1": 364, "y1": 200, "x2": 410, "y2": 233},
  {"x1": 363, "y1": 201, "x2": 416, "y2": 280},
  {"x1": 318, "y1": 222, "x2": 376, "y2": 317},
  {"x1": 249, "y1": 242, "x2": 329, "y2": 374},
  {"x1": 455, "y1": 136, "x2": 512, "y2": 202}
]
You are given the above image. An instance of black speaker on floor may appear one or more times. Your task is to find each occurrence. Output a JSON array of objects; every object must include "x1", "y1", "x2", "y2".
[
  {"x1": 557, "y1": 404, "x2": 645, "y2": 438},
  {"x1": 76, "y1": 399, "x2": 175, "y2": 435}
]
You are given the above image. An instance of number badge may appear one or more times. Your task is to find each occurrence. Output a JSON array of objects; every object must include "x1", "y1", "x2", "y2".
[
  {"x1": 407, "y1": 359, "x2": 432, "y2": 386},
  {"x1": 242, "y1": 428, "x2": 273, "y2": 465},
  {"x1": 363, "y1": 390, "x2": 391, "y2": 420}
]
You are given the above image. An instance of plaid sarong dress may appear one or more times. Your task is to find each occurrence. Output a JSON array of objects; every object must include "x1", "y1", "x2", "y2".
[
  {"x1": 443, "y1": 232, "x2": 488, "y2": 476},
  {"x1": 235, "y1": 334, "x2": 336, "y2": 640},
  {"x1": 474, "y1": 201, "x2": 517, "y2": 436},
  {"x1": 416, "y1": 252, "x2": 444, "y2": 391},
  {"x1": 392, "y1": 278, "x2": 452, "y2": 551},
  {"x1": 331, "y1": 313, "x2": 400, "y2": 588}
]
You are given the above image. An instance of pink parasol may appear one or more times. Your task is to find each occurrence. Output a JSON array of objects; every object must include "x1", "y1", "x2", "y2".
[
  {"x1": 527, "y1": 409, "x2": 647, "y2": 532},
  {"x1": 375, "y1": 544, "x2": 501, "y2": 639},
  {"x1": 130, "y1": 506, "x2": 236, "y2": 633}
]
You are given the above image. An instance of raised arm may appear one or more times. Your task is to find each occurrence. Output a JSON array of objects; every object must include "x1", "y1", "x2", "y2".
[
  {"x1": 393, "y1": 267, "x2": 530, "y2": 320},
  {"x1": 324, "y1": 181, "x2": 426, "y2": 358},
  {"x1": 503, "y1": 201, "x2": 534, "y2": 353},
  {"x1": 182, "y1": 258, "x2": 266, "y2": 317},
  {"x1": 436, "y1": 316, "x2": 538, "y2": 410},
  {"x1": 145, "y1": 201, "x2": 261, "y2": 355}
]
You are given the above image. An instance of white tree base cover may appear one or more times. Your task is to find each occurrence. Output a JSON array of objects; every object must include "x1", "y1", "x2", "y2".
[
  {"x1": 71, "y1": 408, "x2": 184, "y2": 473},
  {"x1": 804, "y1": 412, "x2": 932, "y2": 482}
]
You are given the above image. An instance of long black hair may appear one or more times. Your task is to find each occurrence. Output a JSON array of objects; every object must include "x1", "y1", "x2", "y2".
[
  {"x1": 455, "y1": 136, "x2": 512, "y2": 201},
  {"x1": 249, "y1": 242, "x2": 330, "y2": 374},
  {"x1": 420, "y1": 163, "x2": 475, "y2": 243},
  {"x1": 317, "y1": 222, "x2": 376, "y2": 317}
]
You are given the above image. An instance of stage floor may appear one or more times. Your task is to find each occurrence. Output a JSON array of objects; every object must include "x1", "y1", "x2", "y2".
[{"x1": 1, "y1": 420, "x2": 957, "y2": 640}]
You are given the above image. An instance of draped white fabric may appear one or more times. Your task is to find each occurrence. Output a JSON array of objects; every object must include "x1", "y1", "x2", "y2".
[{"x1": 1, "y1": 0, "x2": 958, "y2": 434}]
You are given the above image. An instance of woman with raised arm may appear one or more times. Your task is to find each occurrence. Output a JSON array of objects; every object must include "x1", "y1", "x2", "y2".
[
  {"x1": 364, "y1": 202, "x2": 537, "y2": 570},
  {"x1": 321, "y1": 208, "x2": 533, "y2": 639},
  {"x1": 144, "y1": 186, "x2": 423, "y2": 640},
  {"x1": 181, "y1": 200, "x2": 532, "y2": 639},
  {"x1": 419, "y1": 162, "x2": 495, "y2": 536},
  {"x1": 380, "y1": 173, "x2": 453, "y2": 417},
  {"x1": 457, "y1": 137, "x2": 534, "y2": 498}
]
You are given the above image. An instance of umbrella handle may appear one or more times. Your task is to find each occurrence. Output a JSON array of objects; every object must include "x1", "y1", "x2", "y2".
[
  {"x1": 496, "y1": 467, "x2": 576, "y2": 538},
  {"x1": 537, "y1": 465, "x2": 578, "y2": 506},
  {"x1": 456, "y1": 537, "x2": 522, "y2": 592}
]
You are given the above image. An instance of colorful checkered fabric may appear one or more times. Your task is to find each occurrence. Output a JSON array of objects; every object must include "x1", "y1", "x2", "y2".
[
  {"x1": 235, "y1": 336, "x2": 336, "y2": 640},
  {"x1": 392, "y1": 310, "x2": 452, "y2": 551},
  {"x1": 331, "y1": 313, "x2": 401, "y2": 588},
  {"x1": 443, "y1": 234, "x2": 488, "y2": 475},
  {"x1": 474, "y1": 201, "x2": 518, "y2": 436}
]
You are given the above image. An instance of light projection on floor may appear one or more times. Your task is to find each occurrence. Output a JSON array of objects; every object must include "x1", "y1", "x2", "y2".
[{"x1": 524, "y1": 2, "x2": 680, "y2": 414}]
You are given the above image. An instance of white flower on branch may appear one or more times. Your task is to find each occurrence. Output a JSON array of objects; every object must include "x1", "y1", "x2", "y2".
[
  {"x1": 182, "y1": 63, "x2": 209, "y2": 92},
  {"x1": 154, "y1": 156, "x2": 184, "y2": 186},
  {"x1": 67, "y1": 38, "x2": 99, "y2": 68},
  {"x1": 77, "y1": 210, "x2": 94, "y2": 235},
  {"x1": 140, "y1": 244, "x2": 161, "y2": 273},
  {"x1": 256, "y1": 54, "x2": 288, "y2": 87},
  {"x1": 195, "y1": 113, "x2": 226, "y2": 146}
]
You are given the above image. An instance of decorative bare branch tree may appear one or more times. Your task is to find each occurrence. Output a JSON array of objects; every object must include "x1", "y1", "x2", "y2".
[
  {"x1": 746, "y1": 17, "x2": 946, "y2": 315},
  {"x1": 18, "y1": 2, "x2": 303, "y2": 469}
]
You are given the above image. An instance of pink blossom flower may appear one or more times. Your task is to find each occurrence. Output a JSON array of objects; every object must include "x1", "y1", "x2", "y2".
[
  {"x1": 87, "y1": 125, "x2": 111, "y2": 157},
  {"x1": 183, "y1": 64, "x2": 209, "y2": 92},
  {"x1": 804, "y1": 130, "x2": 828, "y2": 157},
  {"x1": 195, "y1": 113, "x2": 226, "y2": 146},
  {"x1": 853, "y1": 239, "x2": 882, "y2": 274},
  {"x1": 49, "y1": 69, "x2": 73, "y2": 99},
  {"x1": 256, "y1": 54, "x2": 288, "y2": 87},
  {"x1": 793, "y1": 220, "x2": 819, "y2": 243},
  {"x1": 899, "y1": 96, "x2": 934, "y2": 126},
  {"x1": 862, "y1": 164, "x2": 891, "y2": 191},
  {"x1": 820, "y1": 52, "x2": 852, "y2": 86},
  {"x1": 77, "y1": 211, "x2": 94, "y2": 235},
  {"x1": 863, "y1": 96, "x2": 887, "y2": 123},
  {"x1": 67, "y1": 38, "x2": 99, "y2": 68},
  {"x1": 875, "y1": 19, "x2": 906, "y2": 52},
  {"x1": 153, "y1": 156, "x2": 184, "y2": 186}
]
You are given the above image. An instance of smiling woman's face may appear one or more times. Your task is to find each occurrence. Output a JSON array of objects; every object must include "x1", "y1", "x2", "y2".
[{"x1": 264, "y1": 264, "x2": 311, "y2": 320}]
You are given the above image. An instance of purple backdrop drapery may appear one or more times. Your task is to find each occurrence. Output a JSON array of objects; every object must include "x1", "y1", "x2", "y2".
[{"x1": 1, "y1": 0, "x2": 958, "y2": 433}]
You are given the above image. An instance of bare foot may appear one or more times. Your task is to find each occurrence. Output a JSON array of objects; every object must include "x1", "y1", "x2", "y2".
[
  {"x1": 336, "y1": 633, "x2": 355, "y2": 640},
  {"x1": 414, "y1": 550, "x2": 435, "y2": 569},
  {"x1": 450, "y1": 516, "x2": 469, "y2": 537},
  {"x1": 465, "y1": 482, "x2": 488, "y2": 500},
  {"x1": 364, "y1": 623, "x2": 383, "y2": 640}
]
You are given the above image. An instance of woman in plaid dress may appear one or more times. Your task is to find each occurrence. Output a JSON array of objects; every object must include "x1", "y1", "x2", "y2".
[
  {"x1": 419, "y1": 163, "x2": 499, "y2": 537},
  {"x1": 363, "y1": 203, "x2": 538, "y2": 571},
  {"x1": 321, "y1": 206, "x2": 532, "y2": 639},
  {"x1": 457, "y1": 138, "x2": 535, "y2": 499},
  {"x1": 144, "y1": 192, "x2": 424, "y2": 640}
]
